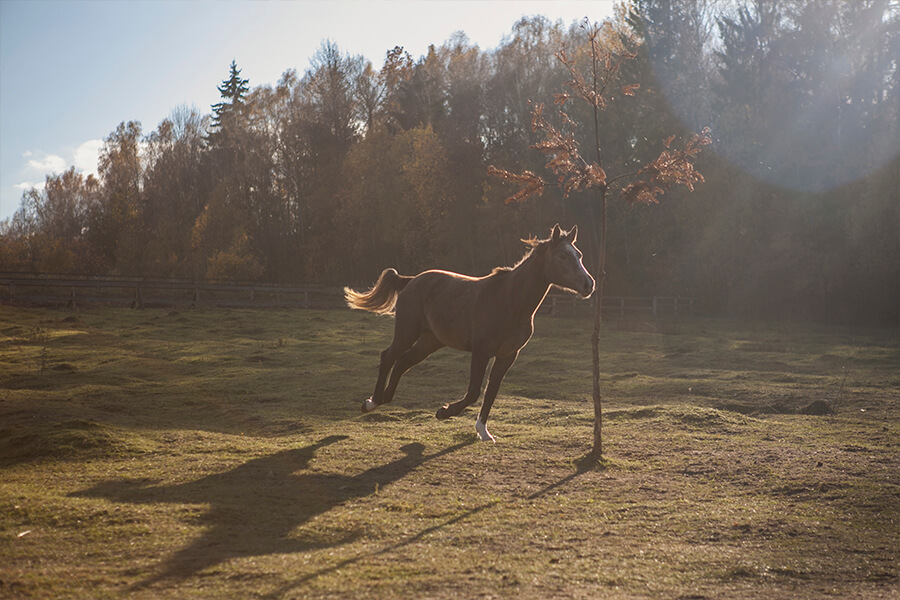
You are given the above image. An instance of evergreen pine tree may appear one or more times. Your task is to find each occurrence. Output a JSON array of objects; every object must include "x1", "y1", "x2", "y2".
[{"x1": 210, "y1": 60, "x2": 250, "y2": 132}]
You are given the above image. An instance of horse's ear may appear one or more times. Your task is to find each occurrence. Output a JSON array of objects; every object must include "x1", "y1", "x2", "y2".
[
  {"x1": 551, "y1": 223, "x2": 562, "y2": 242},
  {"x1": 568, "y1": 225, "x2": 578, "y2": 243}
]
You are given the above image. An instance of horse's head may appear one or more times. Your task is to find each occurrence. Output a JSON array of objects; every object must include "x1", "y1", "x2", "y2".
[{"x1": 543, "y1": 224, "x2": 595, "y2": 298}]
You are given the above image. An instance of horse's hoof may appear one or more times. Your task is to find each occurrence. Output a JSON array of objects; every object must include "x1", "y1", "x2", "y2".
[
  {"x1": 362, "y1": 398, "x2": 376, "y2": 413},
  {"x1": 435, "y1": 405, "x2": 451, "y2": 420},
  {"x1": 475, "y1": 417, "x2": 495, "y2": 442}
]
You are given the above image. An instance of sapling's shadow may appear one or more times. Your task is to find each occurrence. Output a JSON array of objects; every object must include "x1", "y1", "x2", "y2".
[
  {"x1": 527, "y1": 451, "x2": 603, "y2": 500},
  {"x1": 72, "y1": 435, "x2": 472, "y2": 589}
]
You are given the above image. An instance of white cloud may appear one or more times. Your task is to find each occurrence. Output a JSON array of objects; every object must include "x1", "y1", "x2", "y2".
[
  {"x1": 26, "y1": 154, "x2": 66, "y2": 174},
  {"x1": 74, "y1": 139, "x2": 103, "y2": 177},
  {"x1": 15, "y1": 141, "x2": 102, "y2": 197},
  {"x1": 14, "y1": 181, "x2": 45, "y2": 192}
]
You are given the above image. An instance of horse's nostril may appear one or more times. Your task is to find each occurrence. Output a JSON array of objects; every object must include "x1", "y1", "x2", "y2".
[{"x1": 582, "y1": 278, "x2": 595, "y2": 297}]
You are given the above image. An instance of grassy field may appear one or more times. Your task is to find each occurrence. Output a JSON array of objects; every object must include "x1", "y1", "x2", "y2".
[{"x1": 1, "y1": 304, "x2": 898, "y2": 599}]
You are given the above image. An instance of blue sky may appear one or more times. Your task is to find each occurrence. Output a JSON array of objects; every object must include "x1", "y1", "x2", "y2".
[{"x1": 0, "y1": 0, "x2": 614, "y2": 223}]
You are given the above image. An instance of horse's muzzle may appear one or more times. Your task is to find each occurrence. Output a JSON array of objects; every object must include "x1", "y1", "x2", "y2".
[{"x1": 579, "y1": 276, "x2": 596, "y2": 298}]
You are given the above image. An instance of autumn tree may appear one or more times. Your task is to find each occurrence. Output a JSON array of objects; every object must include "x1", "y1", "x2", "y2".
[
  {"x1": 92, "y1": 121, "x2": 144, "y2": 273},
  {"x1": 142, "y1": 106, "x2": 211, "y2": 277},
  {"x1": 491, "y1": 20, "x2": 710, "y2": 458},
  {"x1": 336, "y1": 123, "x2": 453, "y2": 278},
  {"x1": 0, "y1": 168, "x2": 102, "y2": 273},
  {"x1": 289, "y1": 42, "x2": 370, "y2": 277},
  {"x1": 484, "y1": 16, "x2": 568, "y2": 162}
]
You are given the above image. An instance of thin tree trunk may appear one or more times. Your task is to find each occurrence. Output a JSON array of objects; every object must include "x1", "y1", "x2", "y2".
[
  {"x1": 590, "y1": 43, "x2": 607, "y2": 459},
  {"x1": 591, "y1": 187, "x2": 608, "y2": 458}
]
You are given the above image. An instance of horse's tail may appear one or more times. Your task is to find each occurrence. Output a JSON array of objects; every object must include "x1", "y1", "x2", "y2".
[{"x1": 344, "y1": 268, "x2": 413, "y2": 316}]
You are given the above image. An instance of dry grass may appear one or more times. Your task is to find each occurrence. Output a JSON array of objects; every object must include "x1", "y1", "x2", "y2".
[{"x1": 1, "y1": 306, "x2": 898, "y2": 599}]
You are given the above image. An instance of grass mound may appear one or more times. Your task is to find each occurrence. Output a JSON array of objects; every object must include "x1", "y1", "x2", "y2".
[
  {"x1": 606, "y1": 404, "x2": 758, "y2": 431},
  {"x1": 0, "y1": 420, "x2": 145, "y2": 465}
]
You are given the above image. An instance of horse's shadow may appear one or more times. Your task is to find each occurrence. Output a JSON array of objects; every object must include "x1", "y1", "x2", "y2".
[{"x1": 71, "y1": 435, "x2": 472, "y2": 589}]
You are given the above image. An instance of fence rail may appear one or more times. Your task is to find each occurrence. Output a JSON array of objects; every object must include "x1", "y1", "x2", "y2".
[
  {"x1": 1, "y1": 272, "x2": 694, "y2": 316},
  {"x1": 543, "y1": 293, "x2": 694, "y2": 317},
  {"x1": 0, "y1": 273, "x2": 343, "y2": 309}
]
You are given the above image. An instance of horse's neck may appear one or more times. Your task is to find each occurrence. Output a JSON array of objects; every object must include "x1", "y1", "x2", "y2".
[{"x1": 509, "y1": 252, "x2": 551, "y2": 316}]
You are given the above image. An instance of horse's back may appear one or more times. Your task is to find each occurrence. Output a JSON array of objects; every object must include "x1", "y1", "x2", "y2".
[{"x1": 397, "y1": 269, "x2": 486, "y2": 351}]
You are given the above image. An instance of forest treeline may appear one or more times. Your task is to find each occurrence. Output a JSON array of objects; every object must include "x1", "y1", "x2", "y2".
[{"x1": 2, "y1": 0, "x2": 898, "y2": 325}]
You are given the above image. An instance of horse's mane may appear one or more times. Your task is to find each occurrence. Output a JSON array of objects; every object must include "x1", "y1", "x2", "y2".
[
  {"x1": 521, "y1": 235, "x2": 550, "y2": 249},
  {"x1": 490, "y1": 234, "x2": 554, "y2": 275}
]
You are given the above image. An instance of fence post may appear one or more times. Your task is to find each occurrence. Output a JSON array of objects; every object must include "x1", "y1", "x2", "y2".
[
  {"x1": 620, "y1": 298, "x2": 625, "y2": 318},
  {"x1": 652, "y1": 296, "x2": 658, "y2": 317}
]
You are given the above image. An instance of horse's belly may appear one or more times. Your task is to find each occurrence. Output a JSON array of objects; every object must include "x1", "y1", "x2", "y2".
[
  {"x1": 427, "y1": 318, "x2": 472, "y2": 352},
  {"x1": 413, "y1": 270, "x2": 479, "y2": 351}
]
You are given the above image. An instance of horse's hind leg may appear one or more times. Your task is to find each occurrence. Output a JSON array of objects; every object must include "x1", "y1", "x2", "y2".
[
  {"x1": 364, "y1": 308, "x2": 423, "y2": 412},
  {"x1": 364, "y1": 347, "x2": 400, "y2": 412},
  {"x1": 435, "y1": 350, "x2": 490, "y2": 420},
  {"x1": 379, "y1": 331, "x2": 443, "y2": 406}
]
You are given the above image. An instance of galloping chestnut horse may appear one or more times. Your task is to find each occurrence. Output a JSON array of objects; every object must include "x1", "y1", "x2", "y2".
[{"x1": 344, "y1": 224, "x2": 595, "y2": 441}]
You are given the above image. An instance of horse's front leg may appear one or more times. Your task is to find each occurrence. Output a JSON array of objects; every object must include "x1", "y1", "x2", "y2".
[
  {"x1": 475, "y1": 351, "x2": 518, "y2": 442},
  {"x1": 435, "y1": 350, "x2": 490, "y2": 420}
]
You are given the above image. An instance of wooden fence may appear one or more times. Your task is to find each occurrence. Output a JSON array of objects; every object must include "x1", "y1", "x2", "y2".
[
  {"x1": 0, "y1": 273, "x2": 343, "y2": 310},
  {"x1": 543, "y1": 293, "x2": 694, "y2": 317},
  {"x1": 0, "y1": 272, "x2": 694, "y2": 317}
]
